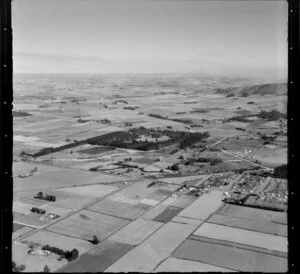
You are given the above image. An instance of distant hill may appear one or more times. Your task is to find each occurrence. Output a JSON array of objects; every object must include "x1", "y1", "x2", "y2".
[{"x1": 215, "y1": 83, "x2": 287, "y2": 97}]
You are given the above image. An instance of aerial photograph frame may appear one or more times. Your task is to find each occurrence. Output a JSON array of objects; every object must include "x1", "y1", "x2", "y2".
[{"x1": 1, "y1": 0, "x2": 299, "y2": 272}]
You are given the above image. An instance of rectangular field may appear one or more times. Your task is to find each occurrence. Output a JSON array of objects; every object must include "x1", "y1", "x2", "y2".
[
  {"x1": 104, "y1": 244, "x2": 169, "y2": 272},
  {"x1": 88, "y1": 199, "x2": 151, "y2": 220},
  {"x1": 141, "y1": 222, "x2": 196, "y2": 253},
  {"x1": 109, "y1": 218, "x2": 163, "y2": 245},
  {"x1": 217, "y1": 204, "x2": 287, "y2": 223},
  {"x1": 178, "y1": 191, "x2": 224, "y2": 220},
  {"x1": 193, "y1": 222, "x2": 287, "y2": 253},
  {"x1": 58, "y1": 184, "x2": 118, "y2": 197},
  {"x1": 14, "y1": 166, "x2": 128, "y2": 192},
  {"x1": 46, "y1": 210, "x2": 129, "y2": 240},
  {"x1": 207, "y1": 213, "x2": 287, "y2": 237},
  {"x1": 172, "y1": 238, "x2": 287, "y2": 272},
  {"x1": 154, "y1": 257, "x2": 235, "y2": 272},
  {"x1": 57, "y1": 240, "x2": 134, "y2": 272}
]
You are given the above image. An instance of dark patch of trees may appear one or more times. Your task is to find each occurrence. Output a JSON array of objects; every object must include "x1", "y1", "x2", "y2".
[
  {"x1": 123, "y1": 106, "x2": 136, "y2": 110},
  {"x1": 31, "y1": 139, "x2": 86, "y2": 157},
  {"x1": 34, "y1": 192, "x2": 56, "y2": 202},
  {"x1": 272, "y1": 164, "x2": 287, "y2": 179},
  {"x1": 179, "y1": 132, "x2": 209, "y2": 149},
  {"x1": 226, "y1": 116, "x2": 251, "y2": 123},
  {"x1": 258, "y1": 110, "x2": 287, "y2": 121},
  {"x1": 170, "y1": 163, "x2": 180, "y2": 171},
  {"x1": 12, "y1": 261, "x2": 26, "y2": 272},
  {"x1": 171, "y1": 118, "x2": 193, "y2": 124},
  {"x1": 226, "y1": 93, "x2": 235, "y2": 98},
  {"x1": 91, "y1": 235, "x2": 100, "y2": 245},
  {"x1": 148, "y1": 113, "x2": 168, "y2": 120},
  {"x1": 30, "y1": 128, "x2": 210, "y2": 157},
  {"x1": 43, "y1": 265, "x2": 50, "y2": 272},
  {"x1": 12, "y1": 111, "x2": 32, "y2": 117},
  {"x1": 114, "y1": 99, "x2": 128, "y2": 104},
  {"x1": 185, "y1": 157, "x2": 222, "y2": 166},
  {"x1": 42, "y1": 245, "x2": 79, "y2": 261},
  {"x1": 77, "y1": 118, "x2": 89, "y2": 123},
  {"x1": 88, "y1": 128, "x2": 209, "y2": 151},
  {"x1": 261, "y1": 134, "x2": 276, "y2": 141},
  {"x1": 31, "y1": 207, "x2": 46, "y2": 214}
]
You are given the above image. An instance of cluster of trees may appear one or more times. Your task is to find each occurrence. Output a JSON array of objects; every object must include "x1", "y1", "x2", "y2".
[
  {"x1": 12, "y1": 261, "x2": 26, "y2": 272},
  {"x1": 148, "y1": 113, "x2": 168, "y2": 120},
  {"x1": 42, "y1": 245, "x2": 79, "y2": 261},
  {"x1": 12, "y1": 111, "x2": 32, "y2": 117},
  {"x1": 171, "y1": 118, "x2": 193, "y2": 124},
  {"x1": 34, "y1": 192, "x2": 56, "y2": 202},
  {"x1": 226, "y1": 93, "x2": 235, "y2": 98},
  {"x1": 31, "y1": 207, "x2": 46, "y2": 214},
  {"x1": 91, "y1": 235, "x2": 100, "y2": 244},
  {"x1": 114, "y1": 99, "x2": 128, "y2": 104},
  {"x1": 272, "y1": 164, "x2": 287, "y2": 179},
  {"x1": 184, "y1": 157, "x2": 222, "y2": 166},
  {"x1": 31, "y1": 139, "x2": 85, "y2": 157},
  {"x1": 225, "y1": 116, "x2": 251, "y2": 123},
  {"x1": 168, "y1": 163, "x2": 180, "y2": 171},
  {"x1": 77, "y1": 118, "x2": 89, "y2": 123},
  {"x1": 43, "y1": 265, "x2": 50, "y2": 272},
  {"x1": 179, "y1": 132, "x2": 210, "y2": 149},
  {"x1": 123, "y1": 106, "x2": 136, "y2": 110},
  {"x1": 70, "y1": 97, "x2": 87, "y2": 103},
  {"x1": 88, "y1": 128, "x2": 209, "y2": 151},
  {"x1": 260, "y1": 134, "x2": 276, "y2": 141},
  {"x1": 258, "y1": 110, "x2": 287, "y2": 121}
]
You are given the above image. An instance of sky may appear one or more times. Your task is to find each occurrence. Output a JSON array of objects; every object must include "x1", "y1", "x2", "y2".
[{"x1": 12, "y1": 0, "x2": 288, "y2": 80}]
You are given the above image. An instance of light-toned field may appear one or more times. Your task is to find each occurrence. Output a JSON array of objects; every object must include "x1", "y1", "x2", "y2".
[
  {"x1": 39, "y1": 190, "x2": 96, "y2": 210},
  {"x1": 154, "y1": 257, "x2": 235, "y2": 272},
  {"x1": 47, "y1": 210, "x2": 129, "y2": 240},
  {"x1": 104, "y1": 244, "x2": 169, "y2": 272},
  {"x1": 13, "y1": 212, "x2": 50, "y2": 228},
  {"x1": 14, "y1": 165, "x2": 129, "y2": 192},
  {"x1": 141, "y1": 222, "x2": 196, "y2": 253},
  {"x1": 207, "y1": 213, "x2": 287, "y2": 237},
  {"x1": 88, "y1": 199, "x2": 151, "y2": 220},
  {"x1": 172, "y1": 216, "x2": 203, "y2": 226},
  {"x1": 178, "y1": 191, "x2": 225, "y2": 220},
  {"x1": 58, "y1": 184, "x2": 118, "y2": 197},
  {"x1": 12, "y1": 226, "x2": 34, "y2": 240},
  {"x1": 109, "y1": 218, "x2": 163, "y2": 245},
  {"x1": 13, "y1": 201, "x2": 37, "y2": 215},
  {"x1": 193, "y1": 222, "x2": 287, "y2": 253}
]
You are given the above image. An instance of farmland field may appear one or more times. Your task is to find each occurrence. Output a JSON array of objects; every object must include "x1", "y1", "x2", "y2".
[{"x1": 12, "y1": 73, "x2": 287, "y2": 272}]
